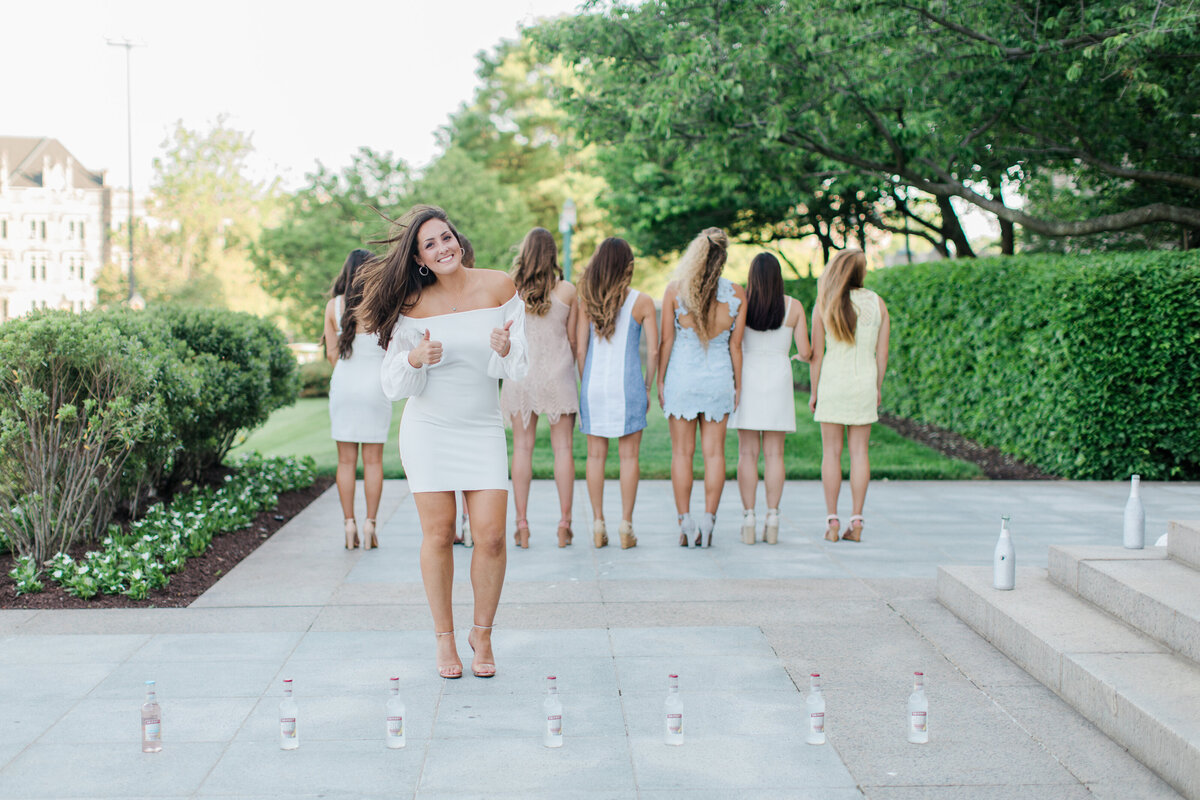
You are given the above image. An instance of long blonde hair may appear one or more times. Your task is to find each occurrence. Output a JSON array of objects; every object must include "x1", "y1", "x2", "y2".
[
  {"x1": 816, "y1": 248, "x2": 867, "y2": 343},
  {"x1": 578, "y1": 237, "x2": 634, "y2": 340},
  {"x1": 510, "y1": 227, "x2": 561, "y2": 316},
  {"x1": 674, "y1": 227, "x2": 729, "y2": 343}
]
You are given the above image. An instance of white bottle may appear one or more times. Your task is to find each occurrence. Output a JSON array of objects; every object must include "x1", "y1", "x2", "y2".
[
  {"x1": 141, "y1": 680, "x2": 162, "y2": 753},
  {"x1": 993, "y1": 515, "x2": 1015, "y2": 590},
  {"x1": 805, "y1": 673, "x2": 826, "y2": 745},
  {"x1": 907, "y1": 672, "x2": 928, "y2": 744},
  {"x1": 664, "y1": 673, "x2": 684, "y2": 745},
  {"x1": 279, "y1": 679, "x2": 299, "y2": 750},
  {"x1": 386, "y1": 676, "x2": 406, "y2": 749},
  {"x1": 543, "y1": 675, "x2": 563, "y2": 748},
  {"x1": 1123, "y1": 474, "x2": 1145, "y2": 549}
]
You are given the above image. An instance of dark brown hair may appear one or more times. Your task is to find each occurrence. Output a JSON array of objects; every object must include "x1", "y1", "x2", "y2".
[
  {"x1": 356, "y1": 205, "x2": 471, "y2": 348},
  {"x1": 745, "y1": 252, "x2": 786, "y2": 332},
  {"x1": 331, "y1": 248, "x2": 373, "y2": 359},
  {"x1": 577, "y1": 237, "x2": 634, "y2": 340},
  {"x1": 510, "y1": 227, "x2": 561, "y2": 316}
]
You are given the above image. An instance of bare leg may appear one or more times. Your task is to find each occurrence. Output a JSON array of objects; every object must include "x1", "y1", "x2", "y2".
[
  {"x1": 361, "y1": 443, "x2": 385, "y2": 521},
  {"x1": 335, "y1": 441, "x2": 360, "y2": 520},
  {"x1": 762, "y1": 431, "x2": 787, "y2": 509},
  {"x1": 585, "y1": 435, "x2": 609, "y2": 521},
  {"x1": 464, "y1": 489, "x2": 508, "y2": 676},
  {"x1": 847, "y1": 423, "x2": 872, "y2": 519},
  {"x1": 413, "y1": 491, "x2": 460, "y2": 675},
  {"x1": 737, "y1": 429, "x2": 762, "y2": 510},
  {"x1": 819, "y1": 422, "x2": 846, "y2": 515},
  {"x1": 549, "y1": 414, "x2": 576, "y2": 524},
  {"x1": 509, "y1": 413, "x2": 537, "y2": 531},
  {"x1": 699, "y1": 416, "x2": 729, "y2": 514},
  {"x1": 668, "y1": 415, "x2": 698, "y2": 515},
  {"x1": 617, "y1": 429, "x2": 643, "y2": 522}
]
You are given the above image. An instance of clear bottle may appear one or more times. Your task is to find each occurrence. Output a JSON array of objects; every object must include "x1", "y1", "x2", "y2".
[
  {"x1": 664, "y1": 673, "x2": 684, "y2": 745},
  {"x1": 907, "y1": 672, "x2": 929, "y2": 744},
  {"x1": 1123, "y1": 474, "x2": 1145, "y2": 549},
  {"x1": 386, "y1": 676, "x2": 406, "y2": 749},
  {"x1": 140, "y1": 680, "x2": 162, "y2": 753},
  {"x1": 805, "y1": 673, "x2": 826, "y2": 745},
  {"x1": 993, "y1": 515, "x2": 1015, "y2": 590},
  {"x1": 279, "y1": 678, "x2": 299, "y2": 750},
  {"x1": 543, "y1": 675, "x2": 563, "y2": 748}
]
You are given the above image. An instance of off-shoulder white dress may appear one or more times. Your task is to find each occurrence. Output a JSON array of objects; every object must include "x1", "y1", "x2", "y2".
[{"x1": 380, "y1": 294, "x2": 528, "y2": 493}]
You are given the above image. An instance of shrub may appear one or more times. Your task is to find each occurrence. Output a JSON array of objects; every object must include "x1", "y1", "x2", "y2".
[
  {"x1": 871, "y1": 252, "x2": 1200, "y2": 479},
  {"x1": 0, "y1": 312, "x2": 165, "y2": 560},
  {"x1": 299, "y1": 358, "x2": 332, "y2": 398},
  {"x1": 148, "y1": 306, "x2": 300, "y2": 487}
]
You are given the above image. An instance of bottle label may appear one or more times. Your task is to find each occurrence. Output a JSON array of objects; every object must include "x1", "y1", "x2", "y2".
[
  {"x1": 667, "y1": 713, "x2": 682, "y2": 734},
  {"x1": 387, "y1": 716, "x2": 403, "y2": 737},
  {"x1": 547, "y1": 715, "x2": 562, "y2": 736},
  {"x1": 910, "y1": 711, "x2": 926, "y2": 732},
  {"x1": 810, "y1": 712, "x2": 824, "y2": 733},
  {"x1": 280, "y1": 718, "x2": 297, "y2": 738},
  {"x1": 143, "y1": 719, "x2": 161, "y2": 740}
]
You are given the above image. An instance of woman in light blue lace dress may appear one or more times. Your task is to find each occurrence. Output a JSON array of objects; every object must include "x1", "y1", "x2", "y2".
[{"x1": 658, "y1": 228, "x2": 747, "y2": 547}]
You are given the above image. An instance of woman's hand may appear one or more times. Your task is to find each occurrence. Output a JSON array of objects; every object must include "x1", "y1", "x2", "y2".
[
  {"x1": 808, "y1": 393, "x2": 817, "y2": 414},
  {"x1": 657, "y1": 382, "x2": 665, "y2": 410},
  {"x1": 490, "y1": 319, "x2": 514, "y2": 357},
  {"x1": 408, "y1": 329, "x2": 443, "y2": 368}
]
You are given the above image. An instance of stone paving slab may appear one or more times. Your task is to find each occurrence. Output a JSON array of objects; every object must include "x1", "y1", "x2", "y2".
[{"x1": 0, "y1": 478, "x2": 1195, "y2": 799}]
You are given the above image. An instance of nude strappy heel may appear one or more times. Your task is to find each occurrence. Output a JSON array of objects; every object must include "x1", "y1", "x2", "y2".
[
  {"x1": 844, "y1": 515, "x2": 864, "y2": 542},
  {"x1": 468, "y1": 624, "x2": 496, "y2": 678},
  {"x1": 514, "y1": 519, "x2": 530, "y2": 549},
  {"x1": 593, "y1": 519, "x2": 608, "y2": 548},
  {"x1": 344, "y1": 519, "x2": 358, "y2": 549},
  {"x1": 618, "y1": 520, "x2": 637, "y2": 549},
  {"x1": 764, "y1": 508, "x2": 780, "y2": 545},
  {"x1": 824, "y1": 514, "x2": 841, "y2": 542},
  {"x1": 435, "y1": 630, "x2": 462, "y2": 679},
  {"x1": 557, "y1": 519, "x2": 573, "y2": 548},
  {"x1": 362, "y1": 518, "x2": 378, "y2": 550}
]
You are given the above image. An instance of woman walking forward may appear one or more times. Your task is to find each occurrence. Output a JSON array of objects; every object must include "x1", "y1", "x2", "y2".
[
  {"x1": 576, "y1": 238, "x2": 658, "y2": 549},
  {"x1": 500, "y1": 227, "x2": 579, "y2": 549},
  {"x1": 359, "y1": 205, "x2": 528, "y2": 680},
  {"x1": 322, "y1": 248, "x2": 392, "y2": 550},
  {"x1": 808, "y1": 248, "x2": 890, "y2": 543},
  {"x1": 730, "y1": 253, "x2": 812, "y2": 545},
  {"x1": 658, "y1": 228, "x2": 747, "y2": 547}
]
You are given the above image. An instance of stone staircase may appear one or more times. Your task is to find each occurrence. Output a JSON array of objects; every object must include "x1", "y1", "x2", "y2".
[{"x1": 938, "y1": 519, "x2": 1200, "y2": 800}]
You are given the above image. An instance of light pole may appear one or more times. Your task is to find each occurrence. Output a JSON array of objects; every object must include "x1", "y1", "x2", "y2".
[
  {"x1": 106, "y1": 38, "x2": 142, "y2": 304},
  {"x1": 558, "y1": 198, "x2": 577, "y2": 280}
]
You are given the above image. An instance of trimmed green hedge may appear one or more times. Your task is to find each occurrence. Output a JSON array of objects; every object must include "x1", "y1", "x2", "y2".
[{"x1": 870, "y1": 252, "x2": 1200, "y2": 480}]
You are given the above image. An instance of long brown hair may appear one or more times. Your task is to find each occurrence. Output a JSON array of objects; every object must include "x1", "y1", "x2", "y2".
[
  {"x1": 745, "y1": 252, "x2": 785, "y2": 332},
  {"x1": 816, "y1": 248, "x2": 866, "y2": 343},
  {"x1": 510, "y1": 227, "x2": 561, "y2": 316},
  {"x1": 331, "y1": 248, "x2": 373, "y2": 359},
  {"x1": 674, "y1": 227, "x2": 729, "y2": 343},
  {"x1": 577, "y1": 237, "x2": 634, "y2": 340},
  {"x1": 356, "y1": 205, "x2": 470, "y2": 349}
]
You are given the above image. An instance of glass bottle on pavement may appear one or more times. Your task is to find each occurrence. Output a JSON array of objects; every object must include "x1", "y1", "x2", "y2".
[{"x1": 141, "y1": 680, "x2": 162, "y2": 753}]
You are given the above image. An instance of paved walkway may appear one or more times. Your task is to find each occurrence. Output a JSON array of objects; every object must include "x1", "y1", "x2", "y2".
[{"x1": 1, "y1": 478, "x2": 1196, "y2": 799}]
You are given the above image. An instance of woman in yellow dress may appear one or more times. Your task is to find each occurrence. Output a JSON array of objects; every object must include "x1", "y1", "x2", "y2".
[{"x1": 808, "y1": 248, "x2": 890, "y2": 543}]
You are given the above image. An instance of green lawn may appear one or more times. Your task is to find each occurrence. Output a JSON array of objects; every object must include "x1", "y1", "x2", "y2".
[{"x1": 230, "y1": 395, "x2": 981, "y2": 480}]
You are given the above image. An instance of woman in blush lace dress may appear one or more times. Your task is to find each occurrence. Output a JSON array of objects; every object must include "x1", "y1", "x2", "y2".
[{"x1": 500, "y1": 227, "x2": 579, "y2": 549}]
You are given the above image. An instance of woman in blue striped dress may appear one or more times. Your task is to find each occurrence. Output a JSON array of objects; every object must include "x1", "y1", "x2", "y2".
[{"x1": 575, "y1": 238, "x2": 659, "y2": 550}]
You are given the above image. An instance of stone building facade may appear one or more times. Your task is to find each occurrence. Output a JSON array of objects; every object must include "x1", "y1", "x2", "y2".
[{"x1": 0, "y1": 137, "x2": 111, "y2": 321}]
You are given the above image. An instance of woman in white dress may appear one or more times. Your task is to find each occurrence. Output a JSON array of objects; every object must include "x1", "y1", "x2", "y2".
[
  {"x1": 322, "y1": 249, "x2": 393, "y2": 550},
  {"x1": 729, "y1": 253, "x2": 811, "y2": 545},
  {"x1": 358, "y1": 205, "x2": 528, "y2": 680}
]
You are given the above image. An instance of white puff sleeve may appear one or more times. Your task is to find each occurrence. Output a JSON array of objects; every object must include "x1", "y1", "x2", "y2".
[
  {"x1": 487, "y1": 294, "x2": 529, "y2": 381},
  {"x1": 380, "y1": 322, "x2": 428, "y2": 400}
]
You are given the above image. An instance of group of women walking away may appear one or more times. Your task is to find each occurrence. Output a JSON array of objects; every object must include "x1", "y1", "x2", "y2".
[{"x1": 322, "y1": 204, "x2": 890, "y2": 680}]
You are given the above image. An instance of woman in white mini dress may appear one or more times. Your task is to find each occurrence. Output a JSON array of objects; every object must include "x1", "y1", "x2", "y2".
[
  {"x1": 729, "y1": 253, "x2": 811, "y2": 545},
  {"x1": 808, "y1": 248, "x2": 890, "y2": 543},
  {"x1": 322, "y1": 248, "x2": 393, "y2": 551},
  {"x1": 358, "y1": 205, "x2": 528, "y2": 681}
]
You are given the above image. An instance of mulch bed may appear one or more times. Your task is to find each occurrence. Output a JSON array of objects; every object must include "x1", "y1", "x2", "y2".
[
  {"x1": 878, "y1": 413, "x2": 1057, "y2": 480},
  {"x1": 0, "y1": 475, "x2": 334, "y2": 611}
]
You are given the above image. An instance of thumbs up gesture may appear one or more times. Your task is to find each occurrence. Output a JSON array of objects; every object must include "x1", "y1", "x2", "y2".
[
  {"x1": 490, "y1": 319, "x2": 514, "y2": 357},
  {"x1": 407, "y1": 328, "x2": 443, "y2": 368}
]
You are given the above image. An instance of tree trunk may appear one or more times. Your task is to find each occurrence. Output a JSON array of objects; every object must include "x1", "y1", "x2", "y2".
[
  {"x1": 1000, "y1": 218, "x2": 1015, "y2": 255},
  {"x1": 936, "y1": 195, "x2": 976, "y2": 258}
]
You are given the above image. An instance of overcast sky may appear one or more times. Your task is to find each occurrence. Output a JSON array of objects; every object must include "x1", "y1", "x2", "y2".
[{"x1": 4, "y1": 0, "x2": 584, "y2": 193}]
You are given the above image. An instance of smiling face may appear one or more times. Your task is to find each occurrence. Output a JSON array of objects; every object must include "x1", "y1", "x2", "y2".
[{"x1": 413, "y1": 218, "x2": 464, "y2": 276}]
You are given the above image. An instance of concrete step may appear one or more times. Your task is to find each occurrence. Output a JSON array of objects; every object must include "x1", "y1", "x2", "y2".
[
  {"x1": 938, "y1": 565, "x2": 1200, "y2": 800},
  {"x1": 1170, "y1": 519, "x2": 1200, "y2": 570},
  {"x1": 1049, "y1": 544, "x2": 1200, "y2": 665}
]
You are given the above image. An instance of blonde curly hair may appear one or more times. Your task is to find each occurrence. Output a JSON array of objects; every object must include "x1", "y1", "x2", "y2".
[{"x1": 673, "y1": 227, "x2": 729, "y2": 343}]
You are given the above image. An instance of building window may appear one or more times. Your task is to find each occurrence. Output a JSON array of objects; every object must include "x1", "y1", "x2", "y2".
[
  {"x1": 1, "y1": 219, "x2": 7, "y2": 239},
  {"x1": 29, "y1": 220, "x2": 37, "y2": 239},
  {"x1": 40, "y1": 221, "x2": 46, "y2": 240},
  {"x1": 1, "y1": 298, "x2": 7, "y2": 320}
]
